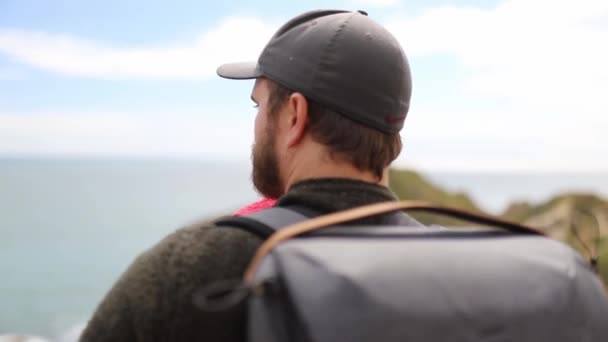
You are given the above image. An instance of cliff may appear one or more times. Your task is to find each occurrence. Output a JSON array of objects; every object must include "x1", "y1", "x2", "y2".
[{"x1": 389, "y1": 168, "x2": 608, "y2": 286}]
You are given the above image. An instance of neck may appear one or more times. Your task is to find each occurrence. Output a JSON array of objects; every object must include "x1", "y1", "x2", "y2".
[{"x1": 281, "y1": 143, "x2": 387, "y2": 193}]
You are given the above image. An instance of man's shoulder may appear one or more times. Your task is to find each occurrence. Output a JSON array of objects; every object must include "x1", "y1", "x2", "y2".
[
  {"x1": 124, "y1": 216, "x2": 264, "y2": 300},
  {"x1": 152, "y1": 216, "x2": 265, "y2": 264},
  {"x1": 81, "y1": 216, "x2": 263, "y2": 341}
]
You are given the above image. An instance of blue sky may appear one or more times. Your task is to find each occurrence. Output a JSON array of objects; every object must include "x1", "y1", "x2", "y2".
[{"x1": 1, "y1": 0, "x2": 606, "y2": 172}]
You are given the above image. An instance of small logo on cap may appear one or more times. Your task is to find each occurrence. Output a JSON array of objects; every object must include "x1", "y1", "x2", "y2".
[{"x1": 384, "y1": 114, "x2": 406, "y2": 124}]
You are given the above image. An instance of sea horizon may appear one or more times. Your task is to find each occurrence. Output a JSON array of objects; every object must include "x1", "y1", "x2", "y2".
[{"x1": 1, "y1": 156, "x2": 607, "y2": 339}]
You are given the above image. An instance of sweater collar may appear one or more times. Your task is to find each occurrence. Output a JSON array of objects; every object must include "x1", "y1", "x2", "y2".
[{"x1": 276, "y1": 178, "x2": 398, "y2": 214}]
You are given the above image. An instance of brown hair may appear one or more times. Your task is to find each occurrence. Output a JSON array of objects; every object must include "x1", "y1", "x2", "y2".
[{"x1": 267, "y1": 80, "x2": 402, "y2": 179}]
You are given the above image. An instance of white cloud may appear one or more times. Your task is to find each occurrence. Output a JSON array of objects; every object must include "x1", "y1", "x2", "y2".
[
  {"x1": 0, "y1": 16, "x2": 274, "y2": 79},
  {"x1": 383, "y1": 0, "x2": 608, "y2": 171},
  {"x1": 3, "y1": 106, "x2": 604, "y2": 172},
  {"x1": 385, "y1": 0, "x2": 608, "y2": 106},
  {"x1": 396, "y1": 108, "x2": 608, "y2": 172},
  {"x1": 0, "y1": 111, "x2": 254, "y2": 159}
]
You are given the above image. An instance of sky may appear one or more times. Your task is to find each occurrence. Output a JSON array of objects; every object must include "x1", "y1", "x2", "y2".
[{"x1": 0, "y1": 0, "x2": 606, "y2": 172}]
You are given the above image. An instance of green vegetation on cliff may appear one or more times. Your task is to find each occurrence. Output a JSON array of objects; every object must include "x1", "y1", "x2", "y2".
[
  {"x1": 388, "y1": 168, "x2": 608, "y2": 286},
  {"x1": 503, "y1": 193, "x2": 608, "y2": 286},
  {"x1": 388, "y1": 169, "x2": 481, "y2": 226}
]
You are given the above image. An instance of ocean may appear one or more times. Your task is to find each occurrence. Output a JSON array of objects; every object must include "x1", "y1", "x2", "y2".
[{"x1": 1, "y1": 157, "x2": 607, "y2": 340}]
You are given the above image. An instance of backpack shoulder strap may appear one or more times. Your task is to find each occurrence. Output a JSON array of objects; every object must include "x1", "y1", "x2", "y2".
[
  {"x1": 214, "y1": 206, "x2": 313, "y2": 239},
  {"x1": 215, "y1": 204, "x2": 423, "y2": 239}
]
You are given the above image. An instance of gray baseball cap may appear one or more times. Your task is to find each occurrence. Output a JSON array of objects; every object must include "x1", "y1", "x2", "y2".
[{"x1": 217, "y1": 9, "x2": 412, "y2": 134}]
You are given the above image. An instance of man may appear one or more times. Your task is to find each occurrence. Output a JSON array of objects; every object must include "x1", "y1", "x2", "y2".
[{"x1": 80, "y1": 9, "x2": 415, "y2": 342}]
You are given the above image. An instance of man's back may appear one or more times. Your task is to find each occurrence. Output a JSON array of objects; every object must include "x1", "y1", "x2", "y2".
[{"x1": 80, "y1": 179, "x2": 411, "y2": 341}]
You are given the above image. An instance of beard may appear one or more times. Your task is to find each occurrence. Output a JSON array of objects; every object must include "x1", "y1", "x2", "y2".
[{"x1": 251, "y1": 123, "x2": 283, "y2": 199}]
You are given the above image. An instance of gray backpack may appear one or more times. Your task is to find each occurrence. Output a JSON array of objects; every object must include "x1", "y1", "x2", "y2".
[{"x1": 202, "y1": 201, "x2": 608, "y2": 342}]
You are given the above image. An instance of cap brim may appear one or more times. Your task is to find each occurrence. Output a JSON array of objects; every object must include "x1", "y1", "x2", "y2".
[{"x1": 216, "y1": 62, "x2": 262, "y2": 80}]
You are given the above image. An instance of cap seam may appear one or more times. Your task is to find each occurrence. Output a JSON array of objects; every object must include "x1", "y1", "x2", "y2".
[
  {"x1": 311, "y1": 12, "x2": 354, "y2": 91},
  {"x1": 305, "y1": 13, "x2": 397, "y2": 134}
]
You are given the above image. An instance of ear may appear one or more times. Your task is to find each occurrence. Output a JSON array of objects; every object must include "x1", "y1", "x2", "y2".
[{"x1": 284, "y1": 92, "x2": 309, "y2": 148}]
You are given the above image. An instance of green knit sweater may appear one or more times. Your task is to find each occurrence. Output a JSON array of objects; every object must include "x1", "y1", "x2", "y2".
[{"x1": 80, "y1": 178, "x2": 406, "y2": 342}]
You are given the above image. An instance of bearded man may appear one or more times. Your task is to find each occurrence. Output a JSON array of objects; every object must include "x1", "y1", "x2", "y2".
[{"x1": 80, "y1": 9, "x2": 415, "y2": 342}]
